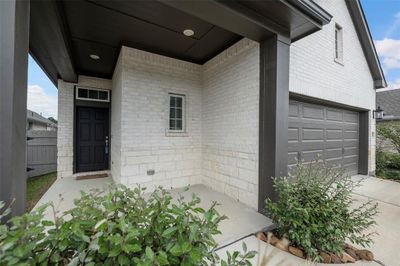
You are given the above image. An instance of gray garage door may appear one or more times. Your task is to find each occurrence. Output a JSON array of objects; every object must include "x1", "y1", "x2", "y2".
[{"x1": 288, "y1": 100, "x2": 359, "y2": 175}]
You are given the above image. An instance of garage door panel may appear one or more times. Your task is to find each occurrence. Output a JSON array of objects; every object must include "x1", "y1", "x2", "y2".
[
  {"x1": 291, "y1": 141, "x2": 324, "y2": 151},
  {"x1": 289, "y1": 103, "x2": 300, "y2": 117},
  {"x1": 288, "y1": 100, "x2": 359, "y2": 175},
  {"x1": 302, "y1": 128, "x2": 324, "y2": 141},
  {"x1": 302, "y1": 104, "x2": 325, "y2": 120},
  {"x1": 344, "y1": 130, "x2": 358, "y2": 140},
  {"x1": 343, "y1": 112, "x2": 359, "y2": 123},
  {"x1": 344, "y1": 147, "x2": 358, "y2": 156},
  {"x1": 326, "y1": 129, "x2": 342, "y2": 140},
  {"x1": 288, "y1": 152, "x2": 298, "y2": 166},
  {"x1": 302, "y1": 150, "x2": 324, "y2": 162},
  {"x1": 325, "y1": 140, "x2": 343, "y2": 149},
  {"x1": 326, "y1": 148, "x2": 342, "y2": 159},
  {"x1": 288, "y1": 128, "x2": 299, "y2": 141},
  {"x1": 343, "y1": 140, "x2": 358, "y2": 148},
  {"x1": 326, "y1": 109, "x2": 343, "y2": 121},
  {"x1": 288, "y1": 120, "x2": 327, "y2": 129}
]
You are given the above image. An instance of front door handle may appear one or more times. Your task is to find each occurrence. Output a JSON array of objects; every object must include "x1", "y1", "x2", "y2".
[{"x1": 105, "y1": 136, "x2": 109, "y2": 154}]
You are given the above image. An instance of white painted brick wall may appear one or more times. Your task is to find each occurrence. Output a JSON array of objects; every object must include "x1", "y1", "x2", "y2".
[
  {"x1": 111, "y1": 55, "x2": 123, "y2": 183},
  {"x1": 290, "y1": 0, "x2": 376, "y2": 172},
  {"x1": 57, "y1": 80, "x2": 74, "y2": 178},
  {"x1": 57, "y1": 76, "x2": 112, "y2": 179},
  {"x1": 202, "y1": 39, "x2": 260, "y2": 209},
  {"x1": 112, "y1": 46, "x2": 203, "y2": 190}
]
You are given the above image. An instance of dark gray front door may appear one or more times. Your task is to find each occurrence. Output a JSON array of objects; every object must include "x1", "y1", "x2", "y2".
[
  {"x1": 76, "y1": 107, "x2": 109, "y2": 173},
  {"x1": 288, "y1": 100, "x2": 359, "y2": 175}
]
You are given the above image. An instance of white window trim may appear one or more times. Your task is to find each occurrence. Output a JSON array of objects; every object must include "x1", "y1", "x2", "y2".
[
  {"x1": 75, "y1": 86, "x2": 110, "y2": 102},
  {"x1": 334, "y1": 23, "x2": 344, "y2": 65},
  {"x1": 167, "y1": 93, "x2": 186, "y2": 134}
]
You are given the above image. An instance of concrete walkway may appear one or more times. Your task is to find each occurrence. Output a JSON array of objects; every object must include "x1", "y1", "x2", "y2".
[
  {"x1": 33, "y1": 177, "x2": 273, "y2": 246},
  {"x1": 351, "y1": 175, "x2": 400, "y2": 266}
]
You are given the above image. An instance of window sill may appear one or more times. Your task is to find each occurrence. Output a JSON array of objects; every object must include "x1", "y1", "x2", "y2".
[
  {"x1": 334, "y1": 58, "x2": 344, "y2": 66},
  {"x1": 166, "y1": 131, "x2": 189, "y2": 137}
]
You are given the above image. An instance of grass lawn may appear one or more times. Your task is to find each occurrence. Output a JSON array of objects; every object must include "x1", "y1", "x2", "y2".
[{"x1": 26, "y1": 172, "x2": 57, "y2": 212}]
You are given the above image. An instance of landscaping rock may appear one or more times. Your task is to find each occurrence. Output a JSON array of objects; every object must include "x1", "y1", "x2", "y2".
[
  {"x1": 320, "y1": 252, "x2": 332, "y2": 263},
  {"x1": 266, "y1": 232, "x2": 279, "y2": 246},
  {"x1": 345, "y1": 248, "x2": 359, "y2": 260},
  {"x1": 288, "y1": 246, "x2": 304, "y2": 258},
  {"x1": 256, "y1": 232, "x2": 268, "y2": 242},
  {"x1": 356, "y1": 250, "x2": 374, "y2": 261},
  {"x1": 330, "y1": 253, "x2": 342, "y2": 263},
  {"x1": 275, "y1": 237, "x2": 290, "y2": 251},
  {"x1": 341, "y1": 252, "x2": 356, "y2": 263}
]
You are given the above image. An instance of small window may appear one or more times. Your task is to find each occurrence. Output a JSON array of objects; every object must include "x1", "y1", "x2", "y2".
[
  {"x1": 168, "y1": 94, "x2": 185, "y2": 132},
  {"x1": 76, "y1": 87, "x2": 110, "y2": 102},
  {"x1": 334, "y1": 24, "x2": 343, "y2": 63}
]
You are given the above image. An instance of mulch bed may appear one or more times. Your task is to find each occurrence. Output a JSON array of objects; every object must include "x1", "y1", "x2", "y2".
[{"x1": 256, "y1": 231, "x2": 374, "y2": 264}]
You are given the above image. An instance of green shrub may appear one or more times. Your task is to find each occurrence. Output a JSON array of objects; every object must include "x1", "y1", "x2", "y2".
[
  {"x1": 266, "y1": 160, "x2": 378, "y2": 260},
  {"x1": 0, "y1": 185, "x2": 255, "y2": 265},
  {"x1": 377, "y1": 124, "x2": 400, "y2": 153}
]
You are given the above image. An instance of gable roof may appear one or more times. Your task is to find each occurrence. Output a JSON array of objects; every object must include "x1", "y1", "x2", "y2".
[
  {"x1": 27, "y1": 109, "x2": 57, "y2": 128},
  {"x1": 376, "y1": 89, "x2": 400, "y2": 120},
  {"x1": 345, "y1": 0, "x2": 386, "y2": 89}
]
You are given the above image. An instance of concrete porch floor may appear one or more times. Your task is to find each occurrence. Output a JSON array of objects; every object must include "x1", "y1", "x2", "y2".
[
  {"x1": 34, "y1": 175, "x2": 399, "y2": 265},
  {"x1": 33, "y1": 176, "x2": 272, "y2": 247}
]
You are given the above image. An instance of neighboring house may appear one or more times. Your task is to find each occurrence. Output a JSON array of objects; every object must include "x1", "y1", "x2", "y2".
[
  {"x1": 375, "y1": 89, "x2": 400, "y2": 152},
  {"x1": 27, "y1": 110, "x2": 57, "y2": 131},
  {"x1": 376, "y1": 89, "x2": 400, "y2": 122},
  {"x1": 1, "y1": 0, "x2": 386, "y2": 215}
]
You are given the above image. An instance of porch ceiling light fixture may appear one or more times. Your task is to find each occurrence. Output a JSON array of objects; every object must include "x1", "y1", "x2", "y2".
[
  {"x1": 183, "y1": 29, "x2": 194, "y2": 37},
  {"x1": 89, "y1": 54, "x2": 100, "y2": 60}
]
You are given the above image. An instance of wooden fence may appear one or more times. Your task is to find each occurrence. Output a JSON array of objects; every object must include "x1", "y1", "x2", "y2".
[{"x1": 27, "y1": 130, "x2": 57, "y2": 178}]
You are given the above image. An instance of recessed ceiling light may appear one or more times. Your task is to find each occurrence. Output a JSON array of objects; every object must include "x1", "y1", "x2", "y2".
[
  {"x1": 89, "y1": 54, "x2": 100, "y2": 60},
  {"x1": 183, "y1": 29, "x2": 194, "y2": 37}
]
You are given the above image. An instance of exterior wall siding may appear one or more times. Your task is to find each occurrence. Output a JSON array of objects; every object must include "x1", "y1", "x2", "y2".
[
  {"x1": 202, "y1": 39, "x2": 260, "y2": 208},
  {"x1": 114, "y1": 47, "x2": 203, "y2": 190},
  {"x1": 289, "y1": 0, "x2": 376, "y2": 173}
]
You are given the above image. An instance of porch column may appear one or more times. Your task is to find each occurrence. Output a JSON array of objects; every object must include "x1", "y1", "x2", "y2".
[
  {"x1": 258, "y1": 35, "x2": 290, "y2": 213},
  {"x1": 0, "y1": 0, "x2": 30, "y2": 216}
]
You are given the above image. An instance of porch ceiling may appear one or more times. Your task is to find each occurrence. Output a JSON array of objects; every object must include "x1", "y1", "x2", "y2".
[{"x1": 29, "y1": 0, "x2": 331, "y2": 86}]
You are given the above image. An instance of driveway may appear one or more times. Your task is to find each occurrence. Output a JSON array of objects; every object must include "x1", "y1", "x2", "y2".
[{"x1": 351, "y1": 175, "x2": 400, "y2": 266}]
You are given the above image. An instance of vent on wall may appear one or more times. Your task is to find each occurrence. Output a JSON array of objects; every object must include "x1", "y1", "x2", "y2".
[{"x1": 76, "y1": 87, "x2": 110, "y2": 102}]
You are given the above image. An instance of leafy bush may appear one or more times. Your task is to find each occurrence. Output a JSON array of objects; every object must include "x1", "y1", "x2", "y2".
[
  {"x1": 266, "y1": 160, "x2": 378, "y2": 260},
  {"x1": 377, "y1": 124, "x2": 400, "y2": 153},
  {"x1": 0, "y1": 185, "x2": 255, "y2": 265},
  {"x1": 376, "y1": 146, "x2": 400, "y2": 180}
]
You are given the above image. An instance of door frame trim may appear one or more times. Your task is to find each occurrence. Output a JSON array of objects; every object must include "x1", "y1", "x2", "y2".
[
  {"x1": 73, "y1": 86, "x2": 111, "y2": 174},
  {"x1": 289, "y1": 92, "x2": 370, "y2": 175}
]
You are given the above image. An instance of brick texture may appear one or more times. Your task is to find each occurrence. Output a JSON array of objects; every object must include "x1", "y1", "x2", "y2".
[
  {"x1": 57, "y1": 0, "x2": 378, "y2": 208},
  {"x1": 289, "y1": 0, "x2": 376, "y2": 172}
]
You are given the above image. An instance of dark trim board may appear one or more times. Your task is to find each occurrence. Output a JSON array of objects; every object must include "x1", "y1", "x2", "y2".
[
  {"x1": 258, "y1": 35, "x2": 290, "y2": 213},
  {"x1": 0, "y1": 0, "x2": 30, "y2": 217},
  {"x1": 289, "y1": 92, "x2": 370, "y2": 112},
  {"x1": 73, "y1": 87, "x2": 111, "y2": 174}
]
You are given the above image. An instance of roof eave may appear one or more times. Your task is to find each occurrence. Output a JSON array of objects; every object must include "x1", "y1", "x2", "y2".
[
  {"x1": 345, "y1": 0, "x2": 387, "y2": 89},
  {"x1": 282, "y1": 0, "x2": 332, "y2": 27}
]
